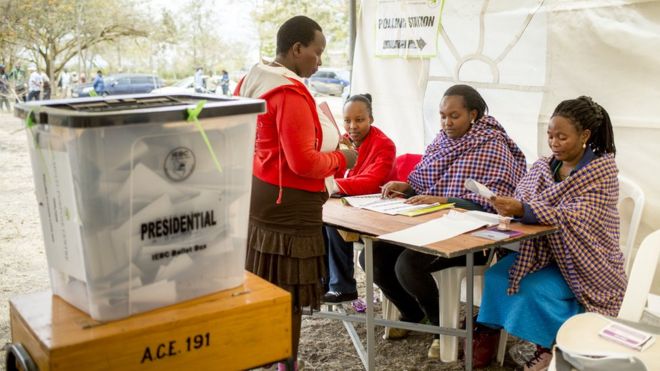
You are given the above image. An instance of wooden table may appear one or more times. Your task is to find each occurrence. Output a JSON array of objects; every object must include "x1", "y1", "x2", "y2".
[
  {"x1": 8, "y1": 272, "x2": 291, "y2": 371},
  {"x1": 319, "y1": 198, "x2": 557, "y2": 370}
]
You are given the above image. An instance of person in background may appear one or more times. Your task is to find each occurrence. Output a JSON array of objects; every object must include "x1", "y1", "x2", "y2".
[
  {"x1": 27, "y1": 66, "x2": 42, "y2": 101},
  {"x1": 194, "y1": 67, "x2": 204, "y2": 93},
  {"x1": 375, "y1": 84, "x2": 527, "y2": 358},
  {"x1": 92, "y1": 70, "x2": 104, "y2": 96},
  {"x1": 323, "y1": 93, "x2": 396, "y2": 303},
  {"x1": 478, "y1": 96, "x2": 625, "y2": 371},
  {"x1": 220, "y1": 69, "x2": 230, "y2": 96},
  {"x1": 58, "y1": 69, "x2": 71, "y2": 98},
  {"x1": 235, "y1": 15, "x2": 358, "y2": 371},
  {"x1": 0, "y1": 64, "x2": 10, "y2": 111},
  {"x1": 40, "y1": 70, "x2": 51, "y2": 100}
]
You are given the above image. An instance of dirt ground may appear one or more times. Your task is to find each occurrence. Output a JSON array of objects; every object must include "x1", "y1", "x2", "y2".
[{"x1": 0, "y1": 110, "x2": 521, "y2": 370}]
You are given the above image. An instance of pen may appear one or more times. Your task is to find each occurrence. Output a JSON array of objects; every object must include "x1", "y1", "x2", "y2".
[{"x1": 379, "y1": 186, "x2": 406, "y2": 197}]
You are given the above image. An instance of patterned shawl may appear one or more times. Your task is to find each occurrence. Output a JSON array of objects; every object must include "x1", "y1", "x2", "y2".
[
  {"x1": 508, "y1": 154, "x2": 627, "y2": 316},
  {"x1": 407, "y1": 115, "x2": 527, "y2": 211}
]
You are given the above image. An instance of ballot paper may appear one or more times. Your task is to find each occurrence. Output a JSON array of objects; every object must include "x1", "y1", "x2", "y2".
[
  {"x1": 599, "y1": 321, "x2": 656, "y2": 351},
  {"x1": 464, "y1": 179, "x2": 495, "y2": 199},
  {"x1": 378, "y1": 210, "x2": 495, "y2": 246},
  {"x1": 341, "y1": 193, "x2": 382, "y2": 208},
  {"x1": 342, "y1": 194, "x2": 443, "y2": 216}
]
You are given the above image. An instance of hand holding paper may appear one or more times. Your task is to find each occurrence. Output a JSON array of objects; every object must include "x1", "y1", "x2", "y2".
[
  {"x1": 464, "y1": 179, "x2": 495, "y2": 199},
  {"x1": 465, "y1": 179, "x2": 520, "y2": 221}
]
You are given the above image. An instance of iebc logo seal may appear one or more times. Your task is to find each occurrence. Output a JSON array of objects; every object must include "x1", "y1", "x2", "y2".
[{"x1": 164, "y1": 147, "x2": 195, "y2": 181}]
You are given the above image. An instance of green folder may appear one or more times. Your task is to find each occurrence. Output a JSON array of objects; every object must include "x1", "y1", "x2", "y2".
[{"x1": 398, "y1": 203, "x2": 455, "y2": 217}]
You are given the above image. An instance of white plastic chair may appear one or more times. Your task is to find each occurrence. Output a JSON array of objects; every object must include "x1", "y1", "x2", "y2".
[
  {"x1": 379, "y1": 253, "x2": 495, "y2": 361},
  {"x1": 617, "y1": 175, "x2": 645, "y2": 275},
  {"x1": 430, "y1": 261, "x2": 494, "y2": 363},
  {"x1": 549, "y1": 229, "x2": 660, "y2": 371},
  {"x1": 618, "y1": 228, "x2": 660, "y2": 322}
]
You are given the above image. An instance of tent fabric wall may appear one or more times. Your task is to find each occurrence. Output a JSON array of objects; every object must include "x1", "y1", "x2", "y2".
[{"x1": 352, "y1": 0, "x2": 660, "y2": 270}]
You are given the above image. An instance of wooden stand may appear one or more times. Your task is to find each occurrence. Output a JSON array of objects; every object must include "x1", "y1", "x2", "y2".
[{"x1": 9, "y1": 272, "x2": 291, "y2": 371}]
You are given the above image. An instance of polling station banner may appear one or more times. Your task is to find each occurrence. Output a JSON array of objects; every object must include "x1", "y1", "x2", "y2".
[{"x1": 375, "y1": 0, "x2": 444, "y2": 58}]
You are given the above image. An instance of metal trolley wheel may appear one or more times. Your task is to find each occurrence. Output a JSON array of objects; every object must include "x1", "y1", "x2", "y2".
[{"x1": 4, "y1": 343, "x2": 37, "y2": 371}]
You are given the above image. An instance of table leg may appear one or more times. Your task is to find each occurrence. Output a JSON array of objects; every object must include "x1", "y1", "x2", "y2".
[
  {"x1": 364, "y1": 237, "x2": 375, "y2": 371},
  {"x1": 465, "y1": 251, "x2": 474, "y2": 371}
]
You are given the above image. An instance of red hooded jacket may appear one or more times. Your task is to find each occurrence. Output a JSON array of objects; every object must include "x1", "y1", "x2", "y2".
[
  {"x1": 335, "y1": 126, "x2": 396, "y2": 195},
  {"x1": 236, "y1": 74, "x2": 347, "y2": 201}
]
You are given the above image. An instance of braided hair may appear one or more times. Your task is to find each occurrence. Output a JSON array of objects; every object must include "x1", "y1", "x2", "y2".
[
  {"x1": 344, "y1": 93, "x2": 373, "y2": 119},
  {"x1": 443, "y1": 84, "x2": 489, "y2": 121},
  {"x1": 552, "y1": 96, "x2": 616, "y2": 156}
]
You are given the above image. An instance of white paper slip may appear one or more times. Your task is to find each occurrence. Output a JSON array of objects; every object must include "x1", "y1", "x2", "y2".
[
  {"x1": 464, "y1": 179, "x2": 495, "y2": 199},
  {"x1": 599, "y1": 321, "x2": 656, "y2": 351},
  {"x1": 378, "y1": 210, "x2": 491, "y2": 246}
]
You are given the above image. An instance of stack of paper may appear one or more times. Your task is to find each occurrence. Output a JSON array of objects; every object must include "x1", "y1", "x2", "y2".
[
  {"x1": 341, "y1": 193, "x2": 382, "y2": 208},
  {"x1": 378, "y1": 210, "x2": 497, "y2": 246},
  {"x1": 342, "y1": 194, "x2": 452, "y2": 216}
]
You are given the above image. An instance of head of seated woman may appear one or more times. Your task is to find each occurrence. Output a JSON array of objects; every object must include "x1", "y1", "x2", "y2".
[
  {"x1": 549, "y1": 96, "x2": 616, "y2": 166},
  {"x1": 440, "y1": 84, "x2": 488, "y2": 139},
  {"x1": 343, "y1": 93, "x2": 374, "y2": 146}
]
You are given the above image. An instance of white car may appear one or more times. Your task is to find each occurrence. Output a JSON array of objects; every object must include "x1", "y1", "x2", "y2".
[
  {"x1": 151, "y1": 76, "x2": 201, "y2": 94},
  {"x1": 151, "y1": 76, "x2": 236, "y2": 96},
  {"x1": 308, "y1": 69, "x2": 350, "y2": 97}
]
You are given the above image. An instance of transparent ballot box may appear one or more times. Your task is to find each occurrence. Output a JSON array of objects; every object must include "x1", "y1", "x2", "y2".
[{"x1": 16, "y1": 94, "x2": 264, "y2": 320}]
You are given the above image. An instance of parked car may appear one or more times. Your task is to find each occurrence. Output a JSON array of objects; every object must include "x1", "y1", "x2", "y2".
[
  {"x1": 151, "y1": 75, "x2": 207, "y2": 94},
  {"x1": 72, "y1": 73, "x2": 164, "y2": 97},
  {"x1": 151, "y1": 75, "x2": 236, "y2": 96},
  {"x1": 308, "y1": 69, "x2": 350, "y2": 96}
]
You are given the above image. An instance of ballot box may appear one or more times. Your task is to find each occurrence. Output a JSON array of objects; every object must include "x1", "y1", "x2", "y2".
[{"x1": 15, "y1": 94, "x2": 264, "y2": 320}]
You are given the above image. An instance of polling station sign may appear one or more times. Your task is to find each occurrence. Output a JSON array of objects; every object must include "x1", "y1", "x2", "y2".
[{"x1": 375, "y1": 0, "x2": 443, "y2": 58}]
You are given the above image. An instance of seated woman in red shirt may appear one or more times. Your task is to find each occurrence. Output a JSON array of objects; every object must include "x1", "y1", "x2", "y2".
[{"x1": 323, "y1": 93, "x2": 396, "y2": 303}]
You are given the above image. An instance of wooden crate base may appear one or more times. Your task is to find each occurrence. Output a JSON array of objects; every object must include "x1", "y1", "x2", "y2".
[{"x1": 9, "y1": 272, "x2": 291, "y2": 371}]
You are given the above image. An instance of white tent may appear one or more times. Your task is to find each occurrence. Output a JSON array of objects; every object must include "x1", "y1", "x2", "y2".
[{"x1": 351, "y1": 0, "x2": 660, "y2": 264}]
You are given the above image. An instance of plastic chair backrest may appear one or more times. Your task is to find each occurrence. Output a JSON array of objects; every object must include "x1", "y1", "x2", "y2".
[
  {"x1": 387, "y1": 153, "x2": 422, "y2": 182},
  {"x1": 618, "y1": 229, "x2": 660, "y2": 322},
  {"x1": 618, "y1": 175, "x2": 645, "y2": 274}
]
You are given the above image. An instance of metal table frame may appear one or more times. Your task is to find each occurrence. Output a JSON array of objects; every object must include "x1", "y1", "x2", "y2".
[{"x1": 315, "y1": 199, "x2": 556, "y2": 370}]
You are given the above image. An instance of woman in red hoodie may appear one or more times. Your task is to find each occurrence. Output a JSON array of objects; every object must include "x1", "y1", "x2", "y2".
[
  {"x1": 323, "y1": 93, "x2": 396, "y2": 303},
  {"x1": 236, "y1": 16, "x2": 357, "y2": 370}
]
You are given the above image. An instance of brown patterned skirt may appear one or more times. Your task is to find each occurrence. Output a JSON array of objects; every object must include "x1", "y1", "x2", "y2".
[{"x1": 245, "y1": 177, "x2": 328, "y2": 310}]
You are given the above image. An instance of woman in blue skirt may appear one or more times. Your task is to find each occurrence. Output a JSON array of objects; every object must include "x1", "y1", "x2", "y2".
[{"x1": 478, "y1": 96, "x2": 627, "y2": 371}]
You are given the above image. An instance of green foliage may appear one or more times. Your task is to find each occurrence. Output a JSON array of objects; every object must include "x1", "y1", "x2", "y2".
[
  {"x1": 0, "y1": 0, "x2": 352, "y2": 85},
  {"x1": 251, "y1": 0, "x2": 349, "y2": 67},
  {"x1": 1, "y1": 0, "x2": 150, "y2": 82}
]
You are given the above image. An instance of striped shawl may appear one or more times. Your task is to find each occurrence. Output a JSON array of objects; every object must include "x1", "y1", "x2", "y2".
[{"x1": 508, "y1": 154, "x2": 627, "y2": 316}]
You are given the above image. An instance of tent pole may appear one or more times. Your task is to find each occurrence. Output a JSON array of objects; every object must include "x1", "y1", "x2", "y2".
[{"x1": 349, "y1": 0, "x2": 357, "y2": 81}]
